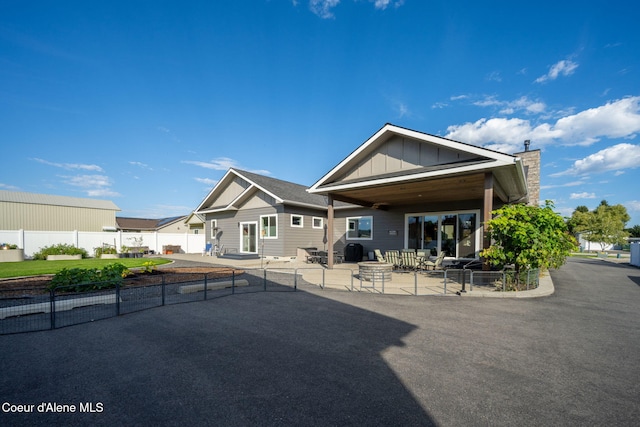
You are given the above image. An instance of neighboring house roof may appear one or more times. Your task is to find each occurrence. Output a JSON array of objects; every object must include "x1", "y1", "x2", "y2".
[
  {"x1": 0, "y1": 190, "x2": 120, "y2": 211},
  {"x1": 308, "y1": 123, "x2": 528, "y2": 207},
  {"x1": 195, "y1": 168, "x2": 333, "y2": 214},
  {"x1": 184, "y1": 212, "x2": 205, "y2": 226},
  {"x1": 116, "y1": 216, "x2": 186, "y2": 231}
]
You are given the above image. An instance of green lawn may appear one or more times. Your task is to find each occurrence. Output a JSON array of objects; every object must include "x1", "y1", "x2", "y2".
[{"x1": 0, "y1": 258, "x2": 173, "y2": 279}]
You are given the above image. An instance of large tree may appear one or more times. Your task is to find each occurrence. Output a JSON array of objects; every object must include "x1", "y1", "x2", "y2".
[
  {"x1": 570, "y1": 200, "x2": 630, "y2": 251},
  {"x1": 481, "y1": 201, "x2": 577, "y2": 281}
]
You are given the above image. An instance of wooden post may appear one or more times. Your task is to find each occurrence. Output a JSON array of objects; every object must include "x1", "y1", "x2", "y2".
[
  {"x1": 327, "y1": 194, "x2": 334, "y2": 269},
  {"x1": 483, "y1": 173, "x2": 494, "y2": 270}
]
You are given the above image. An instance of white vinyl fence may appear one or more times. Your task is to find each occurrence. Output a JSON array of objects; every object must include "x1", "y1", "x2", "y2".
[{"x1": 0, "y1": 229, "x2": 206, "y2": 258}]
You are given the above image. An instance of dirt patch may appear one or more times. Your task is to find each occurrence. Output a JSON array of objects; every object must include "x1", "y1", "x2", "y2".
[{"x1": 0, "y1": 267, "x2": 244, "y2": 297}]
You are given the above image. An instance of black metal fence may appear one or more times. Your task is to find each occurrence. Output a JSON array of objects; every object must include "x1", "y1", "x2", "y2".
[
  {"x1": 0, "y1": 269, "x2": 297, "y2": 335},
  {"x1": 0, "y1": 266, "x2": 540, "y2": 335}
]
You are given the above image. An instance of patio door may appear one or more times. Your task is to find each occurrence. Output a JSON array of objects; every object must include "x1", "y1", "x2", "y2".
[
  {"x1": 405, "y1": 211, "x2": 479, "y2": 258},
  {"x1": 240, "y1": 222, "x2": 257, "y2": 253}
]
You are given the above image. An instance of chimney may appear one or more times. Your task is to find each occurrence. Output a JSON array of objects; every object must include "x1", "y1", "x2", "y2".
[{"x1": 524, "y1": 139, "x2": 530, "y2": 151}]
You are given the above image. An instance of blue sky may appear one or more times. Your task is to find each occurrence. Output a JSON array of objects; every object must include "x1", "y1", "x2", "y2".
[{"x1": 2, "y1": 1, "x2": 639, "y2": 226}]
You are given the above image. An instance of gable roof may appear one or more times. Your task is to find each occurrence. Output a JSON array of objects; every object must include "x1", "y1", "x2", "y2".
[
  {"x1": 195, "y1": 168, "x2": 330, "y2": 214},
  {"x1": 308, "y1": 123, "x2": 528, "y2": 205},
  {"x1": 0, "y1": 190, "x2": 120, "y2": 211},
  {"x1": 116, "y1": 216, "x2": 186, "y2": 231}
]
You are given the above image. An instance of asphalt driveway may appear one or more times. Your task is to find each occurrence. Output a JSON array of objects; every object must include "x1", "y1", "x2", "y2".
[{"x1": 1, "y1": 257, "x2": 639, "y2": 426}]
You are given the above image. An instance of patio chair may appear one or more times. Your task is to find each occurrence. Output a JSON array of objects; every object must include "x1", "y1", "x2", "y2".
[
  {"x1": 401, "y1": 250, "x2": 418, "y2": 271},
  {"x1": 385, "y1": 250, "x2": 401, "y2": 270},
  {"x1": 374, "y1": 249, "x2": 385, "y2": 262},
  {"x1": 423, "y1": 252, "x2": 446, "y2": 270},
  {"x1": 416, "y1": 249, "x2": 429, "y2": 269},
  {"x1": 203, "y1": 243, "x2": 213, "y2": 256}
]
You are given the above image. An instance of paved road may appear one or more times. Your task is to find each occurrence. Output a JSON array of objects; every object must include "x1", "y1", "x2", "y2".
[{"x1": 1, "y1": 257, "x2": 638, "y2": 426}]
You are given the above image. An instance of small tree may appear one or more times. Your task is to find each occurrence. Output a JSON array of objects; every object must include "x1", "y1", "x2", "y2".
[
  {"x1": 571, "y1": 200, "x2": 630, "y2": 251},
  {"x1": 481, "y1": 201, "x2": 577, "y2": 283}
]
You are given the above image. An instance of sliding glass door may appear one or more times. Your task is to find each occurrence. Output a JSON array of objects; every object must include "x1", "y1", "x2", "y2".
[{"x1": 405, "y1": 211, "x2": 479, "y2": 258}]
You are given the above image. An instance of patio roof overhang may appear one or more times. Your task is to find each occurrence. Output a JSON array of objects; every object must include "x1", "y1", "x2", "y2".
[
  {"x1": 308, "y1": 160, "x2": 528, "y2": 209},
  {"x1": 307, "y1": 124, "x2": 530, "y2": 268}
]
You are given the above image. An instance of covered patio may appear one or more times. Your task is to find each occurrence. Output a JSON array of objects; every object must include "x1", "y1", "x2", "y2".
[{"x1": 307, "y1": 124, "x2": 536, "y2": 269}]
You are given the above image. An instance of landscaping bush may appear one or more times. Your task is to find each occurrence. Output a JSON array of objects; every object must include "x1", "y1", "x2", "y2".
[
  {"x1": 48, "y1": 263, "x2": 130, "y2": 292},
  {"x1": 33, "y1": 243, "x2": 88, "y2": 260}
]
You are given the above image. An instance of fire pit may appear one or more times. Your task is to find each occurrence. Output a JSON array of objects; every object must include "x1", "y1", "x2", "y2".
[{"x1": 358, "y1": 261, "x2": 393, "y2": 282}]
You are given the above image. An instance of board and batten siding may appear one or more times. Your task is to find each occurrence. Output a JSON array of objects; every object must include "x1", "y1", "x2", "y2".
[{"x1": 0, "y1": 201, "x2": 117, "y2": 232}]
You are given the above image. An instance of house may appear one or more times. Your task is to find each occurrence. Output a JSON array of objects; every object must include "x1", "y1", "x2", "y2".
[
  {"x1": 194, "y1": 168, "x2": 340, "y2": 259},
  {"x1": 0, "y1": 190, "x2": 120, "y2": 232},
  {"x1": 194, "y1": 124, "x2": 540, "y2": 265},
  {"x1": 307, "y1": 123, "x2": 539, "y2": 267},
  {"x1": 116, "y1": 215, "x2": 202, "y2": 234}
]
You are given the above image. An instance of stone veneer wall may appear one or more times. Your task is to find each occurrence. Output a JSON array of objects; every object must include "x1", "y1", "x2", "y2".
[{"x1": 515, "y1": 149, "x2": 541, "y2": 206}]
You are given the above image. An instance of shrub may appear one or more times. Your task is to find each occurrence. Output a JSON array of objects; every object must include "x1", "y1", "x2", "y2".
[
  {"x1": 1, "y1": 243, "x2": 18, "y2": 250},
  {"x1": 48, "y1": 263, "x2": 130, "y2": 292},
  {"x1": 33, "y1": 243, "x2": 88, "y2": 260}
]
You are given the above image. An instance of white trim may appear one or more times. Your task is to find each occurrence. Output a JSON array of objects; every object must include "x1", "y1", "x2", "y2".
[
  {"x1": 290, "y1": 214, "x2": 303, "y2": 228},
  {"x1": 210, "y1": 219, "x2": 217, "y2": 239},
  {"x1": 309, "y1": 159, "x2": 503, "y2": 194},
  {"x1": 239, "y1": 221, "x2": 258, "y2": 254},
  {"x1": 309, "y1": 124, "x2": 517, "y2": 193},
  {"x1": 346, "y1": 216, "x2": 373, "y2": 240},
  {"x1": 260, "y1": 214, "x2": 278, "y2": 239},
  {"x1": 312, "y1": 217, "x2": 324, "y2": 229}
]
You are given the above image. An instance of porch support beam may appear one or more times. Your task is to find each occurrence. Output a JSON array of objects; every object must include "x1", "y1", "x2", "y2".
[
  {"x1": 327, "y1": 194, "x2": 334, "y2": 269},
  {"x1": 483, "y1": 172, "x2": 494, "y2": 270}
]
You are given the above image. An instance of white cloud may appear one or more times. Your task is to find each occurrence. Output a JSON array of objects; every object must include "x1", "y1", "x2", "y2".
[
  {"x1": 445, "y1": 96, "x2": 640, "y2": 153},
  {"x1": 195, "y1": 177, "x2": 218, "y2": 186},
  {"x1": 183, "y1": 157, "x2": 239, "y2": 171},
  {"x1": 183, "y1": 158, "x2": 271, "y2": 176},
  {"x1": 570, "y1": 192, "x2": 596, "y2": 199},
  {"x1": 535, "y1": 59, "x2": 579, "y2": 83},
  {"x1": 32, "y1": 158, "x2": 103, "y2": 172},
  {"x1": 486, "y1": 71, "x2": 502, "y2": 82},
  {"x1": 627, "y1": 200, "x2": 640, "y2": 212},
  {"x1": 0, "y1": 183, "x2": 20, "y2": 191},
  {"x1": 129, "y1": 161, "x2": 153, "y2": 170},
  {"x1": 59, "y1": 174, "x2": 120, "y2": 197},
  {"x1": 308, "y1": 0, "x2": 403, "y2": 18},
  {"x1": 540, "y1": 180, "x2": 587, "y2": 190},
  {"x1": 470, "y1": 95, "x2": 546, "y2": 116},
  {"x1": 62, "y1": 174, "x2": 112, "y2": 188},
  {"x1": 309, "y1": 0, "x2": 340, "y2": 18},
  {"x1": 551, "y1": 143, "x2": 640, "y2": 177}
]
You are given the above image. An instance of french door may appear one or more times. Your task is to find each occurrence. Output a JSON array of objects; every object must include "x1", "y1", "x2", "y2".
[{"x1": 240, "y1": 222, "x2": 258, "y2": 253}]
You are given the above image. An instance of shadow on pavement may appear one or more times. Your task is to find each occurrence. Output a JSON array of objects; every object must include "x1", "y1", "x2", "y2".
[{"x1": 0, "y1": 289, "x2": 436, "y2": 426}]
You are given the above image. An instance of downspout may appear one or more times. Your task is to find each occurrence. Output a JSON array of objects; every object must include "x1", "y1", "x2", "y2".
[{"x1": 327, "y1": 195, "x2": 334, "y2": 269}]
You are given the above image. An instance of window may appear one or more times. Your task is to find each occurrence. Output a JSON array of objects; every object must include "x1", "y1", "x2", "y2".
[
  {"x1": 312, "y1": 217, "x2": 323, "y2": 229},
  {"x1": 210, "y1": 220, "x2": 217, "y2": 239},
  {"x1": 260, "y1": 215, "x2": 277, "y2": 238},
  {"x1": 291, "y1": 214, "x2": 303, "y2": 228},
  {"x1": 347, "y1": 216, "x2": 373, "y2": 240}
]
